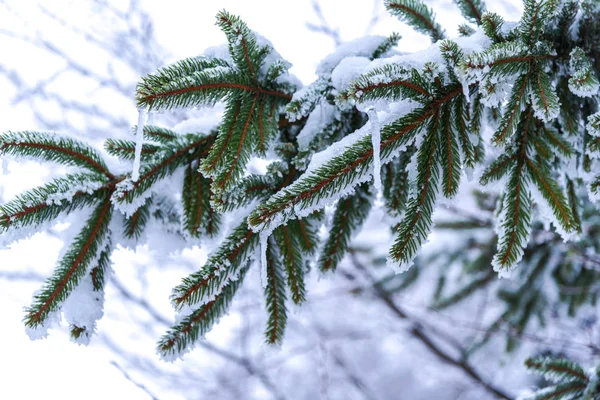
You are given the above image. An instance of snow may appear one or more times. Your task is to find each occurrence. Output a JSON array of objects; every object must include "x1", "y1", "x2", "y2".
[
  {"x1": 25, "y1": 309, "x2": 62, "y2": 340},
  {"x1": 295, "y1": 101, "x2": 340, "y2": 152},
  {"x1": 172, "y1": 112, "x2": 223, "y2": 135},
  {"x1": 62, "y1": 272, "x2": 106, "y2": 345},
  {"x1": 303, "y1": 117, "x2": 373, "y2": 176},
  {"x1": 254, "y1": 32, "x2": 302, "y2": 89},
  {"x1": 531, "y1": 90, "x2": 560, "y2": 122},
  {"x1": 131, "y1": 108, "x2": 147, "y2": 182},
  {"x1": 202, "y1": 44, "x2": 234, "y2": 64},
  {"x1": 44, "y1": 176, "x2": 104, "y2": 206},
  {"x1": 568, "y1": 73, "x2": 600, "y2": 98},
  {"x1": 587, "y1": 112, "x2": 600, "y2": 137},
  {"x1": 286, "y1": 77, "x2": 330, "y2": 122},
  {"x1": 111, "y1": 178, "x2": 153, "y2": 217},
  {"x1": 479, "y1": 77, "x2": 511, "y2": 108},
  {"x1": 316, "y1": 36, "x2": 389, "y2": 76},
  {"x1": 330, "y1": 56, "x2": 371, "y2": 92}
]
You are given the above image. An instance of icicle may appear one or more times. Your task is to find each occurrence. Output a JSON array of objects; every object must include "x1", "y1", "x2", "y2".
[
  {"x1": 369, "y1": 108, "x2": 381, "y2": 193},
  {"x1": 260, "y1": 231, "x2": 269, "y2": 288},
  {"x1": 132, "y1": 108, "x2": 147, "y2": 182}
]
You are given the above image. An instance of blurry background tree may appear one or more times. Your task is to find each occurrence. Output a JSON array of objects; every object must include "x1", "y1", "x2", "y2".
[{"x1": 0, "y1": 1, "x2": 598, "y2": 400}]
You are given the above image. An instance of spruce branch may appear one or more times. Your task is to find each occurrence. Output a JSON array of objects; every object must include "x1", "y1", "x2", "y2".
[
  {"x1": 453, "y1": 0, "x2": 486, "y2": 25},
  {"x1": 214, "y1": 173, "x2": 281, "y2": 213},
  {"x1": 343, "y1": 63, "x2": 432, "y2": 102},
  {"x1": 525, "y1": 158, "x2": 575, "y2": 233},
  {"x1": 249, "y1": 85, "x2": 462, "y2": 234},
  {"x1": 458, "y1": 23, "x2": 476, "y2": 37},
  {"x1": 158, "y1": 264, "x2": 250, "y2": 359},
  {"x1": 525, "y1": 356, "x2": 588, "y2": 383},
  {"x1": 24, "y1": 197, "x2": 113, "y2": 329},
  {"x1": 90, "y1": 240, "x2": 112, "y2": 291},
  {"x1": 492, "y1": 72, "x2": 532, "y2": 144},
  {"x1": 288, "y1": 212, "x2": 322, "y2": 256},
  {"x1": 1, "y1": 131, "x2": 114, "y2": 179},
  {"x1": 264, "y1": 236, "x2": 288, "y2": 345},
  {"x1": 112, "y1": 133, "x2": 215, "y2": 211},
  {"x1": 136, "y1": 11, "x2": 297, "y2": 195},
  {"x1": 4, "y1": 2, "x2": 600, "y2": 374},
  {"x1": 384, "y1": 0, "x2": 446, "y2": 42},
  {"x1": 389, "y1": 112, "x2": 441, "y2": 270},
  {"x1": 140, "y1": 125, "x2": 179, "y2": 144},
  {"x1": 439, "y1": 102, "x2": 462, "y2": 197},
  {"x1": 481, "y1": 12, "x2": 505, "y2": 42},
  {"x1": 382, "y1": 150, "x2": 412, "y2": 218},
  {"x1": 490, "y1": 111, "x2": 534, "y2": 272},
  {"x1": 122, "y1": 197, "x2": 152, "y2": 240},
  {"x1": 568, "y1": 47, "x2": 600, "y2": 97},
  {"x1": 531, "y1": 67, "x2": 560, "y2": 122},
  {"x1": 372, "y1": 32, "x2": 402, "y2": 59},
  {"x1": 105, "y1": 138, "x2": 160, "y2": 160},
  {"x1": 318, "y1": 184, "x2": 373, "y2": 273},
  {"x1": 182, "y1": 160, "x2": 220, "y2": 238},
  {"x1": 0, "y1": 173, "x2": 108, "y2": 233},
  {"x1": 69, "y1": 239, "x2": 113, "y2": 343},
  {"x1": 542, "y1": 126, "x2": 574, "y2": 158},
  {"x1": 273, "y1": 224, "x2": 307, "y2": 305},
  {"x1": 522, "y1": 356, "x2": 599, "y2": 400},
  {"x1": 170, "y1": 221, "x2": 258, "y2": 310}
]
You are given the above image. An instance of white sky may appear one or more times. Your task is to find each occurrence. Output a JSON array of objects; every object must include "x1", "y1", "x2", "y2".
[{"x1": 0, "y1": 1, "x2": 523, "y2": 399}]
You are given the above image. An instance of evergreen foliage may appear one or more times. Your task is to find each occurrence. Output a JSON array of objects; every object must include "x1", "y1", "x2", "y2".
[
  {"x1": 523, "y1": 356, "x2": 600, "y2": 399},
  {"x1": 1, "y1": 2, "x2": 599, "y2": 389}
]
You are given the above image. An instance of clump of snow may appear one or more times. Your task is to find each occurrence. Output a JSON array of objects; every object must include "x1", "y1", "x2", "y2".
[
  {"x1": 63, "y1": 273, "x2": 106, "y2": 345},
  {"x1": 45, "y1": 176, "x2": 104, "y2": 206},
  {"x1": 25, "y1": 309, "x2": 62, "y2": 340},
  {"x1": 202, "y1": 44, "x2": 233, "y2": 64},
  {"x1": 479, "y1": 77, "x2": 511, "y2": 108},
  {"x1": 331, "y1": 56, "x2": 372, "y2": 92},
  {"x1": 316, "y1": 36, "x2": 389, "y2": 76},
  {"x1": 172, "y1": 111, "x2": 224, "y2": 135},
  {"x1": 253, "y1": 32, "x2": 302, "y2": 89},
  {"x1": 111, "y1": 178, "x2": 152, "y2": 217}
]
